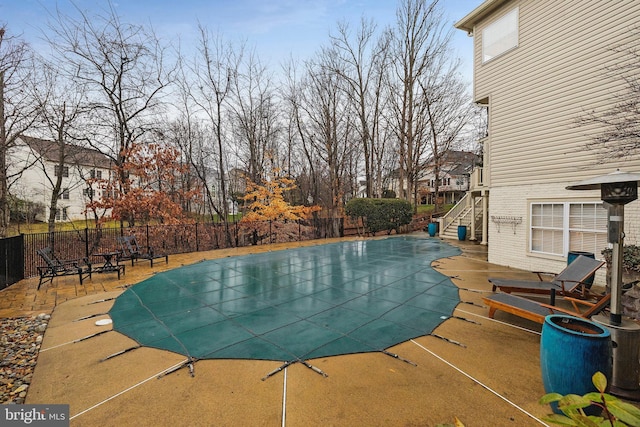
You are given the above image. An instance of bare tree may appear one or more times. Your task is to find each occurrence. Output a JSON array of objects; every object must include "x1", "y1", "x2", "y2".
[
  {"x1": 328, "y1": 18, "x2": 392, "y2": 198},
  {"x1": 282, "y1": 58, "x2": 322, "y2": 207},
  {"x1": 374, "y1": 103, "x2": 400, "y2": 197},
  {"x1": 579, "y1": 28, "x2": 640, "y2": 161},
  {"x1": 186, "y1": 25, "x2": 242, "y2": 245},
  {"x1": 31, "y1": 59, "x2": 95, "y2": 232},
  {"x1": 388, "y1": 0, "x2": 451, "y2": 205},
  {"x1": 47, "y1": 3, "x2": 173, "y2": 225},
  {"x1": 419, "y1": 59, "x2": 471, "y2": 212},
  {"x1": 163, "y1": 99, "x2": 213, "y2": 219},
  {"x1": 171, "y1": 48, "x2": 222, "y2": 222},
  {"x1": 229, "y1": 49, "x2": 280, "y2": 185},
  {"x1": 298, "y1": 51, "x2": 356, "y2": 225},
  {"x1": 0, "y1": 26, "x2": 41, "y2": 237}
]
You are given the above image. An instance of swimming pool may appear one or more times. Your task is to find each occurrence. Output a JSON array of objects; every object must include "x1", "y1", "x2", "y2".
[{"x1": 109, "y1": 236, "x2": 461, "y2": 367}]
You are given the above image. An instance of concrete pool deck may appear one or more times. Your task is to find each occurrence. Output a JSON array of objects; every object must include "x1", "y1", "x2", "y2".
[{"x1": 3, "y1": 234, "x2": 582, "y2": 426}]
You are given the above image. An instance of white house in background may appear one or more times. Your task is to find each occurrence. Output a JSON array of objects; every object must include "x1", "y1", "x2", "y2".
[
  {"x1": 454, "y1": 0, "x2": 640, "y2": 279},
  {"x1": 10, "y1": 136, "x2": 114, "y2": 222}
]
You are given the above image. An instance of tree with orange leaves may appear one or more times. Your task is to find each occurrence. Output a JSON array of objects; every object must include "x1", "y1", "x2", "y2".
[
  {"x1": 241, "y1": 169, "x2": 321, "y2": 222},
  {"x1": 87, "y1": 142, "x2": 201, "y2": 226}
]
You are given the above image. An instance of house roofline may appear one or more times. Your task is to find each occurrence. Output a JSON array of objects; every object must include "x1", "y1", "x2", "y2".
[
  {"x1": 19, "y1": 135, "x2": 114, "y2": 169},
  {"x1": 454, "y1": 0, "x2": 513, "y2": 34}
]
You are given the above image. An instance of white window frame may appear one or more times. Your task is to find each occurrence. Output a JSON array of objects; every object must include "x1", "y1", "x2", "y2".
[
  {"x1": 55, "y1": 207, "x2": 68, "y2": 221},
  {"x1": 482, "y1": 7, "x2": 519, "y2": 63},
  {"x1": 58, "y1": 188, "x2": 70, "y2": 200},
  {"x1": 530, "y1": 201, "x2": 607, "y2": 258}
]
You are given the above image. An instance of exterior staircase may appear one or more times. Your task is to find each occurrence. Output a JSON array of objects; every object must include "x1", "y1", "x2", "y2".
[{"x1": 438, "y1": 194, "x2": 483, "y2": 241}]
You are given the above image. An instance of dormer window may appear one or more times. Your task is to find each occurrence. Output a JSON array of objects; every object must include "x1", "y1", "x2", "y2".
[{"x1": 482, "y1": 7, "x2": 519, "y2": 63}]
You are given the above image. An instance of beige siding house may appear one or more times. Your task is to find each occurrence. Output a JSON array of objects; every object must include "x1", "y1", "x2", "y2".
[{"x1": 455, "y1": 0, "x2": 640, "y2": 279}]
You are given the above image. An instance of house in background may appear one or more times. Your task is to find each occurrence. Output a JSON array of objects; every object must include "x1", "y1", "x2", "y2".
[
  {"x1": 418, "y1": 150, "x2": 480, "y2": 206},
  {"x1": 10, "y1": 136, "x2": 114, "y2": 222},
  {"x1": 453, "y1": 0, "x2": 640, "y2": 280},
  {"x1": 385, "y1": 150, "x2": 480, "y2": 206}
]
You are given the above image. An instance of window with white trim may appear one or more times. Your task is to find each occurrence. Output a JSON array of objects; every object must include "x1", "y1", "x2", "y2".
[
  {"x1": 482, "y1": 7, "x2": 519, "y2": 63},
  {"x1": 55, "y1": 207, "x2": 68, "y2": 221},
  {"x1": 530, "y1": 202, "x2": 607, "y2": 257},
  {"x1": 58, "y1": 188, "x2": 70, "y2": 200}
]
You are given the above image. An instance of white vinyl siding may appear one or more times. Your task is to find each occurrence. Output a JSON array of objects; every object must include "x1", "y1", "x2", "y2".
[
  {"x1": 474, "y1": 0, "x2": 640, "y2": 186},
  {"x1": 530, "y1": 202, "x2": 607, "y2": 257}
]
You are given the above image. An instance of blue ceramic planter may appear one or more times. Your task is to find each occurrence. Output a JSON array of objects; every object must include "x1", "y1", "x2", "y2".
[
  {"x1": 457, "y1": 225, "x2": 467, "y2": 241},
  {"x1": 540, "y1": 314, "x2": 612, "y2": 414}
]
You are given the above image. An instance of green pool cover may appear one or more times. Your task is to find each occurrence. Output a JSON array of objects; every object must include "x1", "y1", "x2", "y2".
[{"x1": 109, "y1": 237, "x2": 461, "y2": 365}]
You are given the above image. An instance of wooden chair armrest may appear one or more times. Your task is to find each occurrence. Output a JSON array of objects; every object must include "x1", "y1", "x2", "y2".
[
  {"x1": 539, "y1": 302, "x2": 583, "y2": 316},
  {"x1": 563, "y1": 295, "x2": 601, "y2": 304},
  {"x1": 556, "y1": 295, "x2": 603, "y2": 314},
  {"x1": 556, "y1": 279, "x2": 596, "y2": 296}
]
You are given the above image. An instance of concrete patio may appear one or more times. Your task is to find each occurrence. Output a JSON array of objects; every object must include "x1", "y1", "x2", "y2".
[{"x1": 1, "y1": 235, "x2": 584, "y2": 426}]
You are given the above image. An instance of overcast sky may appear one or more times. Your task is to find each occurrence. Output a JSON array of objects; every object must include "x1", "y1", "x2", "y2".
[{"x1": 1, "y1": 0, "x2": 483, "y2": 84}]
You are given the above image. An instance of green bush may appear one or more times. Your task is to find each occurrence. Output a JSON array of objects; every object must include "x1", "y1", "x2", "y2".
[
  {"x1": 345, "y1": 198, "x2": 413, "y2": 235},
  {"x1": 381, "y1": 189, "x2": 396, "y2": 199}
]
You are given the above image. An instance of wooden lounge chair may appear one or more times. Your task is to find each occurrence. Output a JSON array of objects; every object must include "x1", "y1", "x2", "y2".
[
  {"x1": 483, "y1": 292, "x2": 611, "y2": 324},
  {"x1": 36, "y1": 247, "x2": 92, "y2": 290},
  {"x1": 117, "y1": 235, "x2": 168, "y2": 267},
  {"x1": 488, "y1": 255, "x2": 605, "y2": 304}
]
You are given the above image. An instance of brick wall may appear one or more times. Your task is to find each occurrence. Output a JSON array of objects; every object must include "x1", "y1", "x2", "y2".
[{"x1": 488, "y1": 184, "x2": 640, "y2": 288}]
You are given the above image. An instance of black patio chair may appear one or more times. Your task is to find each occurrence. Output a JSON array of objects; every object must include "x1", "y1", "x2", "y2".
[
  {"x1": 36, "y1": 247, "x2": 92, "y2": 290},
  {"x1": 116, "y1": 235, "x2": 168, "y2": 267}
]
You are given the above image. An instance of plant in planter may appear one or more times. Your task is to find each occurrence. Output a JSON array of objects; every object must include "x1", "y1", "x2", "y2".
[{"x1": 539, "y1": 372, "x2": 640, "y2": 426}]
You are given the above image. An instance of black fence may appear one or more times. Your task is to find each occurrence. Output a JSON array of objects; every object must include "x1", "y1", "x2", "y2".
[
  {"x1": 1, "y1": 215, "x2": 431, "y2": 289},
  {"x1": 9, "y1": 217, "x2": 345, "y2": 284},
  {"x1": 1, "y1": 235, "x2": 24, "y2": 290}
]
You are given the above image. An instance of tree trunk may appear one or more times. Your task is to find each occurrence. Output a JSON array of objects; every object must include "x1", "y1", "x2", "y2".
[
  {"x1": 47, "y1": 105, "x2": 67, "y2": 233},
  {"x1": 0, "y1": 71, "x2": 8, "y2": 238}
]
